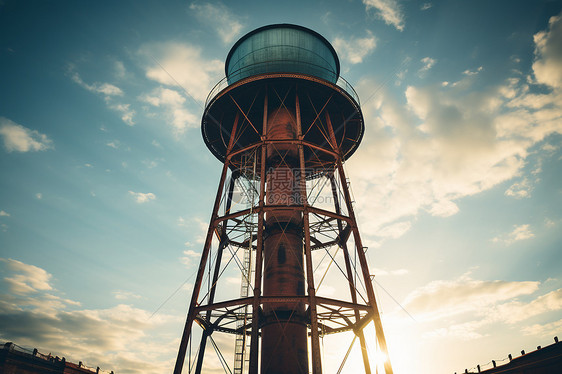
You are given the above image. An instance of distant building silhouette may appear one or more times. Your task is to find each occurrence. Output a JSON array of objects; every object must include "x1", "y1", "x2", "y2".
[
  {"x1": 0, "y1": 342, "x2": 113, "y2": 374},
  {"x1": 458, "y1": 337, "x2": 562, "y2": 374}
]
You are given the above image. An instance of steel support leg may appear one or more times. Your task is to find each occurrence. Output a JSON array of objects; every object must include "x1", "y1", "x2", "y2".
[
  {"x1": 194, "y1": 174, "x2": 238, "y2": 374},
  {"x1": 174, "y1": 113, "x2": 240, "y2": 374},
  {"x1": 249, "y1": 89, "x2": 268, "y2": 374}
]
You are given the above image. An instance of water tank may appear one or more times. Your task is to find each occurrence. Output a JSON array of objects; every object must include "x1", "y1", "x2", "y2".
[{"x1": 225, "y1": 24, "x2": 340, "y2": 84}]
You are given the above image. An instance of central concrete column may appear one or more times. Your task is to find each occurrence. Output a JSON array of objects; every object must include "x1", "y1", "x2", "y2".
[{"x1": 261, "y1": 107, "x2": 308, "y2": 374}]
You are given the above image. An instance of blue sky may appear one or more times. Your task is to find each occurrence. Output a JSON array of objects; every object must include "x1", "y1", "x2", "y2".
[{"x1": 1, "y1": 0, "x2": 561, "y2": 373}]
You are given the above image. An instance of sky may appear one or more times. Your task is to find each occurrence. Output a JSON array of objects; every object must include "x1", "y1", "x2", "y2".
[{"x1": 1, "y1": 0, "x2": 562, "y2": 373}]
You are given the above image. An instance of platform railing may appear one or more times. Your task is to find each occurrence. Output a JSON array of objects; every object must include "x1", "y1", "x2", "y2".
[{"x1": 205, "y1": 65, "x2": 361, "y2": 109}]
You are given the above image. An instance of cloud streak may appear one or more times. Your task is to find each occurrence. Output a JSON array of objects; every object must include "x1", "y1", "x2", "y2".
[
  {"x1": 1, "y1": 258, "x2": 53, "y2": 294},
  {"x1": 128, "y1": 191, "x2": 156, "y2": 203},
  {"x1": 333, "y1": 31, "x2": 377, "y2": 65},
  {"x1": 0, "y1": 118, "x2": 53, "y2": 153},
  {"x1": 139, "y1": 42, "x2": 223, "y2": 103},
  {"x1": 532, "y1": 13, "x2": 562, "y2": 89},
  {"x1": 404, "y1": 272, "x2": 540, "y2": 321},
  {"x1": 492, "y1": 224, "x2": 535, "y2": 244},
  {"x1": 140, "y1": 87, "x2": 198, "y2": 134},
  {"x1": 70, "y1": 69, "x2": 135, "y2": 126},
  {"x1": 189, "y1": 2, "x2": 244, "y2": 44},
  {"x1": 363, "y1": 0, "x2": 405, "y2": 31},
  {"x1": 418, "y1": 57, "x2": 436, "y2": 76}
]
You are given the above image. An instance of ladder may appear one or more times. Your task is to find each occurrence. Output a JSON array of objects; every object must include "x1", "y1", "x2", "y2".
[
  {"x1": 233, "y1": 242, "x2": 251, "y2": 374},
  {"x1": 233, "y1": 151, "x2": 257, "y2": 374}
]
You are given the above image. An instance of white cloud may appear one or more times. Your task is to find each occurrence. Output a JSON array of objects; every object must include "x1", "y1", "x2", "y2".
[
  {"x1": 0, "y1": 258, "x2": 175, "y2": 374},
  {"x1": 70, "y1": 69, "x2": 135, "y2": 125},
  {"x1": 180, "y1": 249, "x2": 200, "y2": 267},
  {"x1": 333, "y1": 31, "x2": 377, "y2": 65},
  {"x1": 348, "y1": 78, "x2": 520, "y2": 237},
  {"x1": 376, "y1": 221, "x2": 411, "y2": 238},
  {"x1": 0, "y1": 118, "x2": 53, "y2": 153},
  {"x1": 522, "y1": 318, "x2": 562, "y2": 336},
  {"x1": 363, "y1": 0, "x2": 405, "y2": 31},
  {"x1": 545, "y1": 218, "x2": 556, "y2": 228},
  {"x1": 177, "y1": 216, "x2": 188, "y2": 227},
  {"x1": 420, "y1": 2, "x2": 432, "y2": 11},
  {"x1": 183, "y1": 249, "x2": 199, "y2": 257},
  {"x1": 532, "y1": 13, "x2": 562, "y2": 89},
  {"x1": 0, "y1": 210, "x2": 10, "y2": 217},
  {"x1": 35, "y1": 193, "x2": 43, "y2": 200},
  {"x1": 110, "y1": 103, "x2": 135, "y2": 126},
  {"x1": 189, "y1": 2, "x2": 244, "y2": 44},
  {"x1": 139, "y1": 42, "x2": 223, "y2": 103},
  {"x1": 178, "y1": 217, "x2": 208, "y2": 245},
  {"x1": 106, "y1": 140, "x2": 120, "y2": 149},
  {"x1": 403, "y1": 272, "x2": 540, "y2": 321},
  {"x1": 143, "y1": 159, "x2": 159, "y2": 168},
  {"x1": 112, "y1": 290, "x2": 142, "y2": 300},
  {"x1": 347, "y1": 29, "x2": 562, "y2": 241},
  {"x1": 428, "y1": 199, "x2": 459, "y2": 217},
  {"x1": 1, "y1": 258, "x2": 53, "y2": 294},
  {"x1": 462, "y1": 66, "x2": 483, "y2": 76},
  {"x1": 128, "y1": 191, "x2": 156, "y2": 203},
  {"x1": 71, "y1": 71, "x2": 123, "y2": 96},
  {"x1": 423, "y1": 320, "x2": 487, "y2": 340},
  {"x1": 418, "y1": 57, "x2": 436, "y2": 75},
  {"x1": 96, "y1": 83, "x2": 123, "y2": 96},
  {"x1": 140, "y1": 87, "x2": 198, "y2": 134},
  {"x1": 492, "y1": 224, "x2": 535, "y2": 244},
  {"x1": 505, "y1": 178, "x2": 533, "y2": 198},
  {"x1": 422, "y1": 287, "x2": 562, "y2": 340},
  {"x1": 491, "y1": 288, "x2": 562, "y2": 324}
]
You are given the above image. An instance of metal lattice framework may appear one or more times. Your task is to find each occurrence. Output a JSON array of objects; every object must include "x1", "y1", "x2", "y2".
[{"x1": 174, "y1": 74, "x2": 393, "y2": 374}]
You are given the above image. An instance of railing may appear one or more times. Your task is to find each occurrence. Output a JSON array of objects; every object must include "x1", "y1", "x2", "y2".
[
  {"x1": 454, "y1": 336, "x2": 560, "y2": 374},
  {"x1": 205, "y1": 76, "x2": 229, "y2": 107},
  {"x1": 336, "y1": 75, "x2": 361, "y2": 106},
  {"x1": 204, "y1": 71, "x2": 361, "y2": 109}
]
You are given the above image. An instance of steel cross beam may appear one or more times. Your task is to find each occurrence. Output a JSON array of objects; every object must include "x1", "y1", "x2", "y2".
[
  {"x1": 174, "y1": 112, "x2": 240, "y2": 374},
  {"x1": 325, "y1": 113, "x2": 394, "y2": 374},
  {"x1": 194, "y1": 173, "x2": 238, "y2": 374},
  {"x1": 329, "y1": 170, "x2": 372, "y2": 373}
]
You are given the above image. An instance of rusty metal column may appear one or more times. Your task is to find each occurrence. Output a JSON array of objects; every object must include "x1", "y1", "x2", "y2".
[
  {"x1": 326, "y1": 108, "x2": 392, "y2": 374},
  {"x1": 194, "y1": 173, "x2": 238, "y2": 374},
  {"x1": 260, "y1": 96, "x2": 308, "y2": 373},
  {"x1": 174, "y1": 113, "x2": 240, "y2": 374},
  {"x1": 326, "y1": 113, "x2": 372, "y2": 374},
  {"x1": 336, "y1": 161, "x2": 393, "y2": 374},
  {"x1": 296, "y1": 91, "x2": 322, "y2": 374},
  {"x1": 329, "y1": 173, "x2": 372, "y2": 374},
  {"x1": 249, "y1": 90, "x2": 268, "y2": 374}
]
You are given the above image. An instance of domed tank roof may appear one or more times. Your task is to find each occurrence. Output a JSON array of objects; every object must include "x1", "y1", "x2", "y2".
[{"x1": 225, "y1": 24, "x2": 340, "y2": 85}]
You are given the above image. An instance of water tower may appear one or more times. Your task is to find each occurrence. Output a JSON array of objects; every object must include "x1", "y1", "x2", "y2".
[{"x1": 174, "y1": 24, "x2": 393, "y2": 374}]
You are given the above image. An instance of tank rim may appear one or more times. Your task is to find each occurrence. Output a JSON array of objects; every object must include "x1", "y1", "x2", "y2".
[{"x1": 202, "y1": 72, "x2": 363, "y2": 166}]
